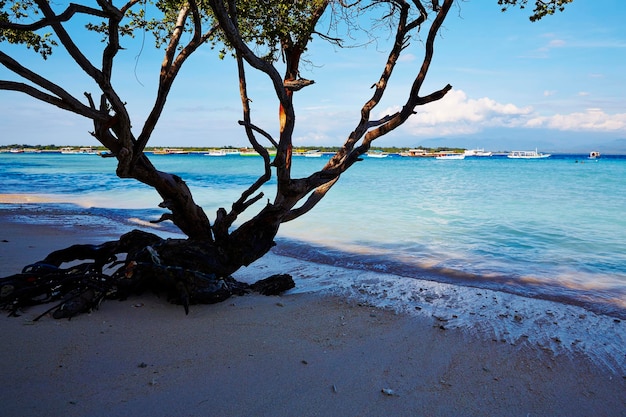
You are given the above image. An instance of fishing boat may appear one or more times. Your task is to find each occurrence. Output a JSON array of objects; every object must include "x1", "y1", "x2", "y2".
[
  {"x1": 464, "y1": 148, "x2": 492, "y2": 157},
  {"x1": 435, "y1": 153, "x2": 465, "y2": 160},
  {"x1": 153, "y1": 148, "x2": 189, "y2": 155},
  {"x1": 588, "y1": 151, "x2": 601, "y2": 159},
  {"x1": 60, "y1": 146, "x2": 97, "y2": 154},
  {"x1": 205, "y1": 149, "x2": 238, "y2": 156},
  {"x1": 79, "y1": 147, "x2": 98, "y2": 154},
  {"x1": 239, "y1": 149, "x2": 277, "y2": 156},
  {"x1": 400, "y1": 148, "x2": 431, "y2": 157},
  {"x1": 367, "y1": 151, "x2": 388, "y2": 158},
  {"x1": 507, "y1": 149, "x2": 551, "y2": 159}
]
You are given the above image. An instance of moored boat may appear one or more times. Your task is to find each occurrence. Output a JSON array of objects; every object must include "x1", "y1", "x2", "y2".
[
  {"x1": 239, "y1": 148, "x2": 277, "y2": 156},
  {"x1": 367, "y1": 151, "x2": 388, "y2": 158},
  {"x1": 153, "y1": 148, "x2": 189, "y2": 155},
  {"x1": 435, "y1": 153, "x2": 465, "y2": 160},
  {"x1": 61, "y1": 147, "x2": 99, "y2": 154},
  {"x1": 507, "y1": 149, "x2": 551, "y2": 159},
  {"x1": 79, "y1": 147, "x2": 98, "y2": 154},
  {"x1": 464, "y1": 148, "x2": 492, "y2": 157},
  {"x1": 400, "y1": 148, "x2": 431, "y2": 157}
]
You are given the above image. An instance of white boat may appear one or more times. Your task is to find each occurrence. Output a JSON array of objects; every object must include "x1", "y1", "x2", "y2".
[
  {"x1": 400, "y1": 149, "x2": 430, "y2": 157},
  {"x1": 153, "y1": 148, "x2": 189, "y2": 155},
  {"x1": 507, "y1": 149, "x2": 551, "y2": 159},
  {"x1": 464, "y1": 148, "x2": 492, "y2": 157},
  {"x1": 60, "y1": 147, "x2": 97, "y2": 154},
  {"x1": 239, "y1": 148, "x2": 277, "y2": 157},
  {"x1": 588, "y1": 151, "x2": 601, "y2": 159},
  {"x1": 79, "y1": 147, "x2": 98, "y2": 154},
  {"x1": 435, "y1": 153, "x2": 465, "y2": 160},
  {"x1": 303, "y1": 150, "x2": 323, "y2": 158},
  {"x1": 204, "y1": 149, "x2": 227, "y2": 156},
  {"x1": 367, "y1": 151, "x2": 388, "y2": 158}
]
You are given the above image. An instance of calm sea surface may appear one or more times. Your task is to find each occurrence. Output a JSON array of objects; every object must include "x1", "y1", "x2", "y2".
[{"x1": 1, "y1": 152, "x2": 625, "y2": 318}]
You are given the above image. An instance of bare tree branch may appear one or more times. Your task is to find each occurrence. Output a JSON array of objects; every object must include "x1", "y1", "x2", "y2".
[
  {"x1": 0, "y1": 4, "x2": 111, "y2": 31},
  {"x1": 208, "y1": 0, "x2": 288, "y2": 105},
  {"x1": 0, "y1": 51, "x2": 106, "y2": 121},
  {"x1": 283, "y1": 177, "x2": 340, "y2": 222},
  {"x1": 133, "y1": 5, "x2": 219, "y2": 158}
]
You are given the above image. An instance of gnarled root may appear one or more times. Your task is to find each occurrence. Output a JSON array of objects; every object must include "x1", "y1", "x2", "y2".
[{"x1": 0, "y1": 229, "x2": 295, "y2": 319}]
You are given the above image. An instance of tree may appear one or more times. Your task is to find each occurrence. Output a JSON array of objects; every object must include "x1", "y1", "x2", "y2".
[{"x1": 0, "y1": 1, "x2": 572, "y2": 317}]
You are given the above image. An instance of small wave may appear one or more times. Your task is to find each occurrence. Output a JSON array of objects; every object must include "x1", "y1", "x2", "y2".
[{"x1": 273, "y1": 237, "x2": 626, "y2": 320}]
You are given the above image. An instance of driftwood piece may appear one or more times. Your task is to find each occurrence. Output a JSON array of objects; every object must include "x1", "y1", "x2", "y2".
[
  {"x1": 42, "y1": 229, "x2": 163, "y2": 268},
  {"x1": 250, "y1": 274, "x2": 295, "y2": 295}
]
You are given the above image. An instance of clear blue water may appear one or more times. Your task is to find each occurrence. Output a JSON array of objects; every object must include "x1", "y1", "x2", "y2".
[{"x1": 1, "y1": 152, "x2": 625, "y2": 318}]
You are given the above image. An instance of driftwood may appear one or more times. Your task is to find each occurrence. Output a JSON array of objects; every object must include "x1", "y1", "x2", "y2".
[{"x1": 0, "y1": 230, "x2": 295, "y2": 320}]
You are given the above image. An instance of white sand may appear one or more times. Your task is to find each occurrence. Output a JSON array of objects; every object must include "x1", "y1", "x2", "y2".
[{"x1": 1, "y1": 208, "x2": 625, "y2": 417}]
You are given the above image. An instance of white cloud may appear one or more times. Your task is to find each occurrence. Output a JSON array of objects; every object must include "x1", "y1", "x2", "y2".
[
  {"x1": 525, "y1": 108, "x2": 626, "y2": 132},
  {"x1": 547, "y1": 39, "x2": 566, "y2": 48},
  {"x1": 290, "y1": 89, "x2": 626, "y2": 146},
  {"x1": 398, "y1": 53, "x2": 417, "y2": 63},
  {"x1": 294, "y1": 132, "x2": 335, "y2": 145},
  {"x1": 375, "y1": 89, "x2": 626, "y2": 138},
  {"x1": 394, "y1": 89, "x2": 533, "y2": 137}
]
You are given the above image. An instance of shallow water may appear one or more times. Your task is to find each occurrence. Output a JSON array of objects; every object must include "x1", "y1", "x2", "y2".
[{"x1": 1, "y1": 151, "x2": 625, "y2": 318}]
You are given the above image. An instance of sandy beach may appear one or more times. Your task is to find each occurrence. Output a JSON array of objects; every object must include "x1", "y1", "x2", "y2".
[{"x1": 1, "y1": 207, "x2": 625, "y2": 417}]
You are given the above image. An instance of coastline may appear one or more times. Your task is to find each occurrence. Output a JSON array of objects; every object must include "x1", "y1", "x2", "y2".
[{"x1": 1, "y1": 204, "x2": 625, "y2": 416}]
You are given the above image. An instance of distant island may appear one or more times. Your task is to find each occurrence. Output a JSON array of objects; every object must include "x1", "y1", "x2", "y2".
[{"x1": 0, "y1": 144, "x2": 488, "y2": 155}]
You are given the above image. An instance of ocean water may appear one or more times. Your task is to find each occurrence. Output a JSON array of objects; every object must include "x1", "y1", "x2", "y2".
[{"x1": 1, "y1": 151, "x2": 625, "y2": 319}]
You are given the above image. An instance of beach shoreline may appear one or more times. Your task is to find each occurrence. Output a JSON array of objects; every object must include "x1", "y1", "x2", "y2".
[{"x1": 1, "y1": 205, "x2": 625, "y2": 416}]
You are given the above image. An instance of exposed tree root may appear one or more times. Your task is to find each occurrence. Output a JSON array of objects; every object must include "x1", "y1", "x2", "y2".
[{"x1": 0, "y1": 230, "x2": 294, "y2": 320}]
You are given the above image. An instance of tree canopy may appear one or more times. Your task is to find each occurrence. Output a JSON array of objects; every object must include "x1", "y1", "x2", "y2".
[
  {"x1": 0, "y1": 1, "x2": 575, "y2": 315},
  {"x1": 0, "y1": 0, "x2": 575, "y2": 241}
]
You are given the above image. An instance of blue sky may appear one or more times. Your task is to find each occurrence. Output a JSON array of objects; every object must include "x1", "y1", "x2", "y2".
[{"x1": 1, "y1": 1, "x2": 625, "y2": 152}]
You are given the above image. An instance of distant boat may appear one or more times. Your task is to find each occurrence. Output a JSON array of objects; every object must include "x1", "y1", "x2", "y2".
[
  {"x1": 303, "y1": 150, "x2": 323, "y2": 158},
  {"x1": 507, "y1": 149, "x2": 551, "y2": 159},
  {"x1": 9, "y1": 148, "x2": 24, "y2": 153},
  {"x1": 367, "y1": 151, "x2": 388, "y2": 158},
  {"x1": 79, "y1": 147, "x2": 98, "y2": 155},
  {"x1": 400, "y1": 149, "x2": 432, "y2": 157},
  {"x1": 204, "y1": 149, "x2": 238, "y2": 156},
  {"x1": 153, "y1": 148, "x2": 188, "y2": 155},
  {"x1": 588, "y1": 151, "x2": 601, "y2": 160},
  {"x1": 435, "y1": 153, "x2": 465, "y2": 160},
  {"x1": 239, "y1": 148, "x2": 277, "y2": 157},
  {"x1": 60, "y1": 147, "x2": 77, "y2": 154},
  {"x1": 60, "y1": 146, "x2": 97, "y2": 154},
  {"x1": 464, "y1": 148, "x2": 492, "y2": 157}
]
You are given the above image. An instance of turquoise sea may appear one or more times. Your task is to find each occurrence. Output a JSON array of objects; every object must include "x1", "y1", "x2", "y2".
[{"x1": 1, "y1": 151, "x2": 625, "y2": 319}]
